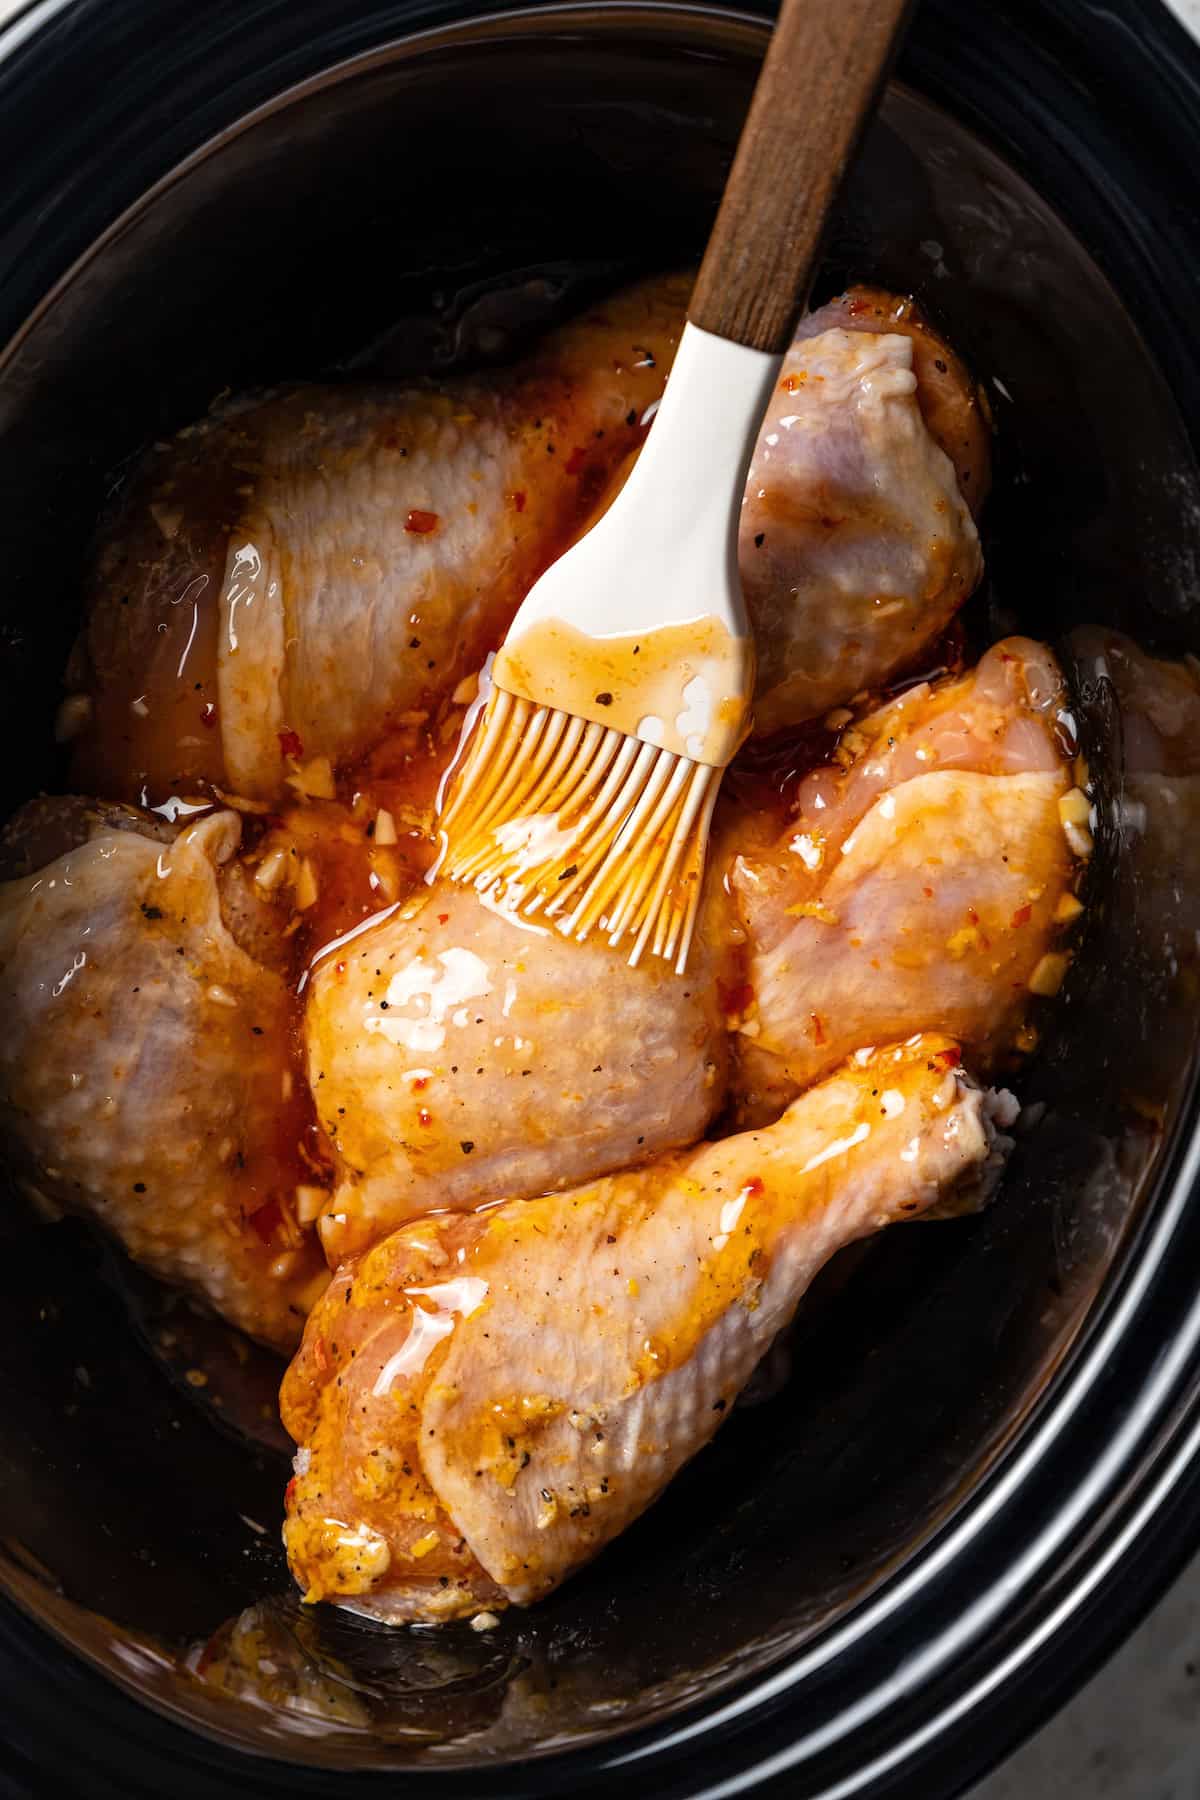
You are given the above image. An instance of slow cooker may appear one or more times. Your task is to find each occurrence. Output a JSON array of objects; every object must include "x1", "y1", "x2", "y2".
[{"x1": 0, "y1": 0, "x2": 1198, "y2": 1794}]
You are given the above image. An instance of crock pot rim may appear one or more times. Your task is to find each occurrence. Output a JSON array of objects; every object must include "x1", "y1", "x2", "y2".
[{"x1": 1, "y1": 2, "x2": 1199, "y2": 1796}]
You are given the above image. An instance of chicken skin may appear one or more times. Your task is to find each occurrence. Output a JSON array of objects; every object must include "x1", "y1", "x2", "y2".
[
  {"x1": 306, "y1": 878, "x2": 728, "y2": 1262},
  {"x1": 66, "y1": 277, "x2": 988, "y2": 807},
  {"x1": 729, "y1": 639, "x2": 1085, "y2": 1119},
  {"x1": 0, "y1": 802, "x2": 325, "y2": 1348},
  {"x1": 65, "y1": 276, "x2": 689, "y2": 805},
  {"x1": 804, "y1": 287, "x2": 991, "y2": 518},
  {"x1": 2, "y1": 260, "x2": 1082, "y2": 1644},
  {"x1": 740, "y1": 288, "x2": 988, "y2": 736},
  {"x1": 281, "y1": 1036, "x2": 1014, "y2": 1621}
]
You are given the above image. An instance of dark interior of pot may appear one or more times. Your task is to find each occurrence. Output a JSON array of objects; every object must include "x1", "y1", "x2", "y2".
[{"x1": 0, "y1": 1, "x2": 1198, "y2": 1773}]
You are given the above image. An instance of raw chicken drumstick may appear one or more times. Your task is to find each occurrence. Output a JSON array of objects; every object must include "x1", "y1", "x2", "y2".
[
  {"x1": 281, "y1": 1034, "x2": 1014, "y2": 1621},
  {"x1": 66, "y1": 280, "x2": 987, "y2": 805},
  {"x1": 305, "y1": 877, "x2": 728, "y2": 1262},
  {"x1": 0, "y1": 802, "x2": 325, "y2": 1348},
  {"x1": 66, "y1": 275, "x2": 689, "y2": 805},
  {"x1": 728, "y1": 638, "x2": 1087, "y2": 1120}
]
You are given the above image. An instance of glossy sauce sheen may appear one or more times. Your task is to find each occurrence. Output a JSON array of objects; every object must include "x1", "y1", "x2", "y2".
[
  {"x1": 495, "y1": 615, "x2": 752, "y2": 763},
  {"x1": 57, "y1": 267, "x2": 999, "y2": 1045},
  {"x1": 280, "y1": 1033, "x2": 1009, "y2": 1619},
  {"x1": 66, "y1": 274, "x2": 690, "y2": 806},
  {"x1": 5, "y1": 269, "x2": 1095, "y2": 1629}
]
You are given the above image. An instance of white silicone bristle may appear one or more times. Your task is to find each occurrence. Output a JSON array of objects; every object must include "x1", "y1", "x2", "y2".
[{"x1": 441, "y1": 692, "x2": 720, "y2": 972}]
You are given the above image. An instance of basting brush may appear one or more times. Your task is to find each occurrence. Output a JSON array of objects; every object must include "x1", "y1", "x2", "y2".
[{"x1": 437, "y1": 0, "x2": 913, "y2": 971}]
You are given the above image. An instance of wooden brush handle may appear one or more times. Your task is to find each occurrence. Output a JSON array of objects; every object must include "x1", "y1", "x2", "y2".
[{"x1": 689, "y1": 0, "x2": 915, "y2": 354}]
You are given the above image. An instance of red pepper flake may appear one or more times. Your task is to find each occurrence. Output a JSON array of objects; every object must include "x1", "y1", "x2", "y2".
[
  {"x1": 564, "y1": 447, "x2": 588, "y2": 476},
  {"x1": 1010, "y1": 904, "x2": 1032, "y2": 928},
  {"x1": 335, "y1": 960, "x2": 346, "y2": 975},
  {"x1": 933, "y1": 1046, "x2": 962, "y2": 1070},
  {"x1": 923, "y1": 886, "x2": 934, "y2": 899},
  {"x1": 284, "y1": 1477, "x2": 297, "y2": 1508},
  {"x1": 411, "y1": 1076, "x2": 429, "y2": 1092},
  {"x1": 200, "y1": 702, "x2": 217, "y2": 730},
  {"x1": 248, "y1": 1198, "x2": 281, "y2": 1243},
  {"x1": 847, "y1": 295, "x2": 874, "y2": 316},
  {"x1": 278, "y1": 728, "x2": 304, "y2": 760},
  {"x1": 780, "y1": 372, "x2": 806, "y2": 392},
  {"x1": 743, "y1": 1176, "x2": 764, "y2": 1197},
  {"x1": 967, "y1": 907, "x2": 980, "y2": 925},
  {"x1": 312, "y1": 1336, "x2": 329, "y2": 1374},
  {"x1": 437, "y1": 912, "x2": 449, "y2": 925},
  {"x1": 509, "y1": 489, "x2": 527, "y2": 513},
  {"x1": 405, "y1": 509, "x2": 440, "y2": 535},
  {"x1": 717, "y1": 979, "x2": 754, "y2": 1015},
  {"x1": 418, "y1": 1107, "x2": 433, "y2": 1128},
  {"x1": 810, "y1": 1012, "x2": 827, "y2": 1046}
]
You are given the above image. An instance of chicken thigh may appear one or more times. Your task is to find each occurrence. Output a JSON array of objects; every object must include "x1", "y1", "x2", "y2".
[
  {"x1": 0, "y1": 802, "x2": 325, "y2": 1348},
  {"x1": 741, "y1": 287, "x2": 988, "y2": 734},
  {"x1": 67, "y1": 274, "x2": 689, "y2": 804},
  {"x1": 305, "y1": 878, "x2": 728, "y2": 1263},
  {"x1": 729, "y1": 638, "x2": 1086, "y2": 1119},
  {"x1": 281, "y1": 1035, "x2": 1014, "y2": 1621}
]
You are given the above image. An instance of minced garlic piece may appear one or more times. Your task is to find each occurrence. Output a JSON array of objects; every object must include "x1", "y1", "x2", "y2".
[
  {"x1": 214, "y1": 786, "x2": 272, "y2": 815},
  {"x1": 294, "y1": 1185, "x2": 327, "y2": 1226},
  {"x1": 1029, "y1": 952, "x2": 1069, "y2": 996},
  {"x1": 368, "y1": 850, "x2": 399, "y2": 901},
  {"x1": 785, "y1": 899, "x2": 839, "y2": 925},
  {"x1": 286, "y1": 756, "x2": 336, "y2": 801},
  {"x1": 294, "y1": 857, "x2": 319, "y2": 911},
  {"x1": 254, "y1": 846, "x2": 291, "y2": 893},
  {"x1": 1058, "y1": 790, "x2": 1094, "y2": 855}
]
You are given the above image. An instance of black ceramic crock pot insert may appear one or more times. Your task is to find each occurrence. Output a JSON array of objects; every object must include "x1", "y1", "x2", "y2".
[{"x1": 0, "y1": 2, "x2": 1198, "y2": 1795}]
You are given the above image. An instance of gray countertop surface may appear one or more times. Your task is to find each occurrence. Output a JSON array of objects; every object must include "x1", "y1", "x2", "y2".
[{"x1": 970, "y1": 1544, "x2": 1200, "y2": 1798}]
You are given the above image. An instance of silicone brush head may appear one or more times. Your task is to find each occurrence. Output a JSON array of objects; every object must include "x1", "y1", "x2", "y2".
[
  {"x1": 432, "y1": 321, "x2": 775, "y2": 973},
  {"x1": 437, "y1": 682, "x2": 723, "y2": 972}
]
